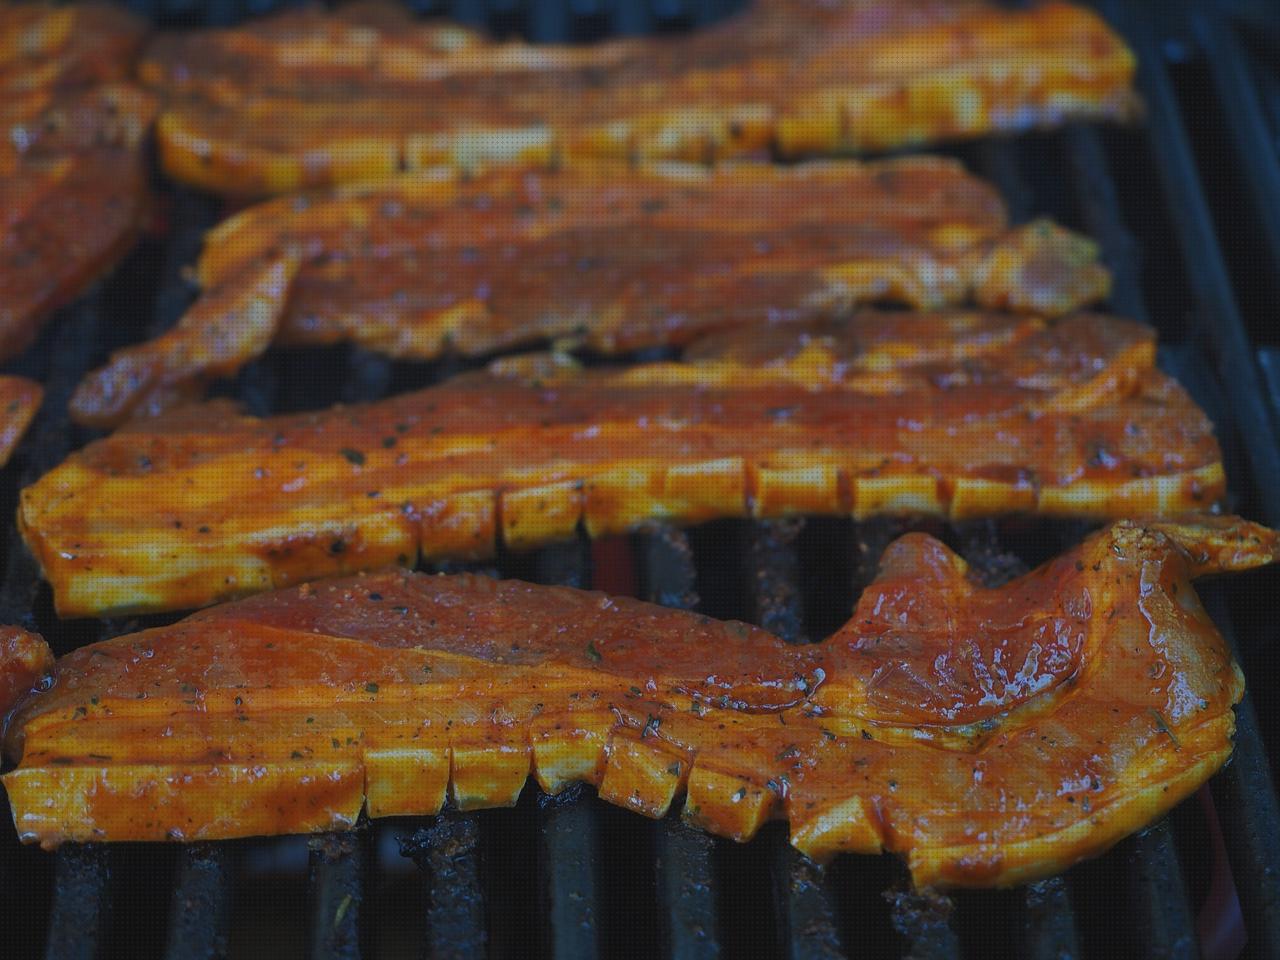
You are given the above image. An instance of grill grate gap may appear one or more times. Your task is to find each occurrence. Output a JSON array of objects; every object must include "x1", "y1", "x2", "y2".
[
  {"x1": 227, "y1": 838, "x2": 312, "y2": 958},
  {"x1": 477, "y1": 794, "x2": 548, "y2": 960},
  {"x1": 100, "y1": 845, "x2": 180, "y2": 959}
]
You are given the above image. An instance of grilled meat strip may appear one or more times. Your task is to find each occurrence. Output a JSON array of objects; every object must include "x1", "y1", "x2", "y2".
[
  {"x1": 142, "y1": 0, "x2": 1138, "y2": 196},
  {"x1": 68, "y1": 159, "x2": 1111, "y2": 426},
  {"x1": 0, "y1": 376, "x2": 42, "y2": 468},
  {"x1": 1, "y1": 5, "x2": 153, "y2": 361},
  {"x1": 23, "y1": 312, "x2": 1223, "y2": 616},
  {"x1": 2, "y1": 517, "x2": 1268, "y2": 888},
  {"x1": 70, "y1": 255, "x2": 300, "y2": 428},
  {"x1": 0, "y1": 3, "x2": 144, "y2": 95}
]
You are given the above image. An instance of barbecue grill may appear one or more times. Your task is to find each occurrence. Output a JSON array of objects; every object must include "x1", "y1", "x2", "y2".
[{"x1": 3, "y1": 0, "x2": 1280, "y2": 957}]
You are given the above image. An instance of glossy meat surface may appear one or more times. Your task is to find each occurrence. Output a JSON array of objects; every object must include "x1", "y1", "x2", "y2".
[
  {"x1": 141, "y1": 0, "x2": 1138, "y2": 196},
  {"x1": 21, "y1": 312, "x2": 1224, "y2": 616},
  {"x1": 67, "y1": 159, "x2": 1110, "y2": 425},
  {"x1": 3, "y1": 517, "x2": 1268, "y2": 888},
  {"x1": 0, "y1": 5, "x2": 153, "y2": 361}
]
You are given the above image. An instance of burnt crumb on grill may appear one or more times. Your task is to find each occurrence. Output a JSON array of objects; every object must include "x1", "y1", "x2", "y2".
[
  {"x1": 308, "y1": 828, "x2": 362, "y2": 860},
  {"x1": 885, "y1": 881, "x2": 957, "y2": 950},
  {"x1": 397, "y1": 813, "x2": 480, "y2": 870}
]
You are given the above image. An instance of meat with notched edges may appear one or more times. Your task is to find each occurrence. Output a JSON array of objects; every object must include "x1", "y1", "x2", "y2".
[
  {"x1": 2, "y1": 517, "x2": 1269, "y2": 888},
  {"x1": 141, "y1": 0, "x2": 1139, "y2": 197},
  {"x1": 0, "y1": 5, "x2": 153, "y2": 361},
  {"x1": 23, "y1": 312, "x2": 1223, "y2": 616},
  {"x1": 68, "y1": 158, "x2": 1111, "y2": 426}
]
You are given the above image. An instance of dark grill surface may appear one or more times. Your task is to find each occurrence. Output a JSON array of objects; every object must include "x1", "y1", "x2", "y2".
[{"x1": 3, "y1": 0, "x2": 1280, "y2": 957}]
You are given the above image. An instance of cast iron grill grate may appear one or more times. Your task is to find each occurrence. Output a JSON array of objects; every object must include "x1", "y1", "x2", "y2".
[{"x1": 1, "y1": 1, "x2": 1279, "y2": 957}]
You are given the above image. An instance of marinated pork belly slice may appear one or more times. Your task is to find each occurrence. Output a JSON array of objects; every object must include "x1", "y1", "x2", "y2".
[
  {"x1": 68, "y1": 159, "x2": 1110, "y2": 425},
  {"x1": 0, "y1": 83, "x2": 157, "y2": 361},
  {"x1": 3, "y1": 517, "x2": 1270, "y2": 888},
  {"x1": 0, "y1": 4, "x2": 153, "y2": 361},
  {"x1": 141, "y1": 0, "x2": 1138, "y2": 196},
  {"x1": 23, "y1": 312, "x2": 1223, "y2": 616}
]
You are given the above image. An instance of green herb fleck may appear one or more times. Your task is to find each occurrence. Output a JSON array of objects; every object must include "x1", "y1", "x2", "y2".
[
  {"x1": 339, "y1": 448, "x2": 366, "y2": 466},
  {"x1": 586, "y1": 641, "x2": 602, "y2": 662},
  {"x1": 334, "y1": 894, "x2": 353, "y2": 929}
]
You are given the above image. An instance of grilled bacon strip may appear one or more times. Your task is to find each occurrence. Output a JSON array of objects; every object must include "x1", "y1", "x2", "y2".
[
  {"x1": 3, "y1": 517, "x2": 1268, "y2": 888},
  {"x1": 141, "y1": 0, "x2": 1138, "y2": 197},
  {"x1": 0, "y1": 3, "x2": 144, "y2": 96},
  {"x1": 22, "y1": 312, "x2": 1223, "y2": 616},
  {"x1": 67, "y1": 159, "x2": 1111, "y2": 425},
  {"x1": 0, "y1": 5, "x2": 153, "y2": 361}
]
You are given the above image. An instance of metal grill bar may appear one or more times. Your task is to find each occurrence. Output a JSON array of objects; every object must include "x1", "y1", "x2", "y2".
[
  {"x1": 534, "y1": 539, "x2": 602, "y2": 960},
  {"x1": 1200, "y1": 589, "x2": 1280, "y2": 960},
  {"x1": 164, "y1": 846, "x2": 231, "y2": 960},
  {"x1": 1021, "y1": 878, "x2": 1081, "y2": 960},
  {"x1": 748, "y1": 518, "x2": 807, "y2": 644},
  {"x1": 1126, "y1": 823, "x2": 1199, "y2": 960},
  {"x1": 44, "y1": 846, "x2": 109, "y2": 960},
  {"x1": 656, "y1": 821, "x2": 720, "y2": 959},
  {"x1": 542, "y1": 796, "x2": 602, "y2": 959},
  {"x1": 410, "y1": 814, "x2": 488, "y2": 960},
  {"x1": 1102, "y1": 8, "x2": 1280, "y2": 956},
  {"x1": 308, "y1": 834, "x2": 366, "y2": 960},
  {"x1": 748, "y1": 519, "x2": 843, "y2": 960},
  {"x1": 1187, "y1": 7, "x2": 1280, "y2": 286}
]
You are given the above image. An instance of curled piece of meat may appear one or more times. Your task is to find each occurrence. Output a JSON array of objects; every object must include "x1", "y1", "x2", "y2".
[{"x1": 69, "y1": 255, "x2": 300, "y2": 428}]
